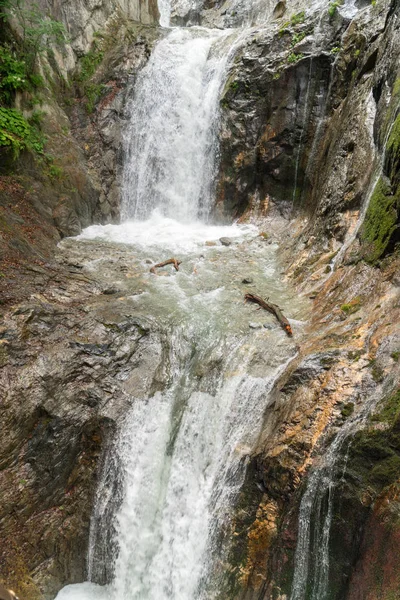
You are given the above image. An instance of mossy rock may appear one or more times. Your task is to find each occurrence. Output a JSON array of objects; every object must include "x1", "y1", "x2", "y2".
[{"x1": 360, "y1": 176, "x2": 399, "y2": 264}]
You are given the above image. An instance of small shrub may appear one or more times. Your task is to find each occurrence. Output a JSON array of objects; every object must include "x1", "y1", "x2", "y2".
[
  {"x1": 0, "y1": 45, "x2": 29, "y2": 103},
  {"x1": 330, "y1": 46, "x2": 340, "y2": 54}
]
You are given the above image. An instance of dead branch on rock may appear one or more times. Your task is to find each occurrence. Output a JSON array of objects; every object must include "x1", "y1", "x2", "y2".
[
  {"x1": 150, "y1": 258, "x2": 182, "y2": 274},
  {"x1": 245, "y1": 293, "x2": 293, "y2": 337}
]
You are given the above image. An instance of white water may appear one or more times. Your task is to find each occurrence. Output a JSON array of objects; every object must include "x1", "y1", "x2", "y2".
[
  {"x1": 121, "y1": 27, "x2": 239, "y2": 223},
  {"x1": 78, "y1": 210, "x2": 256, "y2": 253}
]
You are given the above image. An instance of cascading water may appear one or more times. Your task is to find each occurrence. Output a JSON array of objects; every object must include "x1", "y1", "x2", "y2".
[
  {"x1": 54, "y1": 1, "x2": 310, "y2": 599},
  {"x1": 121, "y1": 27, "x2": 238, "y2": 223}
]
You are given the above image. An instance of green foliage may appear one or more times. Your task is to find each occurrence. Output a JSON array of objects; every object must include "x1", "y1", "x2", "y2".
[
  {"x1": 77, "y1": 43, "x2": 104, "y2": 82},
  {"x1": 391, "y1": 351, "x2": 400, "y2": 362},
  {"x1": 291, "y1": 31, "x2": 306, "y2": 47},
  {"x1": 290, "y1": 10, "x2": 305, "y2": 25},
  {"x1": 341, "y1": 402, "x2": 354, "y2": 418},
  {"x1": 360, "y1": 177, "x2": 399, "y2": 264},
  {"x1": 84, "y1": 83, "x2": 105, "y2": 114},
  {"x1": 330, "y1": 46, "x2": 340, "y2": 54},
  {"x1": 349, "y1": 391, "x2": 400, "y2": 492},
  {"x1": 48, "y1": 163, "x2": 63, "y2": 178},
  {"x1": 372, "y1": 390, "x2": 400, "y2": 424},
  {"x1": 0, "y1": 106, "x2": 44, "y2": 157},
  {"x1": 8, "y1": 0, "x2": 66, "y2": 68},
  {"x1": 328, "y1": 0, "x2": 344, "y2": 17},
  {"x1": 0, "y1": 45, "x2": 29, "y2": 102},
  {"x1": 287, "y1": 52, "x2": 304, "y2": 64}
]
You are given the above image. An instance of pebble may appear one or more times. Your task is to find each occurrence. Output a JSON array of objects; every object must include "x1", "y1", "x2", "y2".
[
  {"x1": 249, "y1": 322, "x2": 263, "y2": 329},
  {"x1": 242, "y1": 277, "x2": 254, "y2": 284},
  {"x1": 220, "y1": 237, "x2": 233, "y2": 246}
]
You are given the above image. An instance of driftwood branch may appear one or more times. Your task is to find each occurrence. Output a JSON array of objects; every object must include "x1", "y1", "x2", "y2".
[
  {"x1": 245, "y1": 293, "x2": 293, "y2": 337},
  {"x1": 150, "y1": 258, "x2": 182, "y2": 274}
]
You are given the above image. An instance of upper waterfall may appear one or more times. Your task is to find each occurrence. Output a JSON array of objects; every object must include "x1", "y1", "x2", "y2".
[{"x1": 121, "y1": 28, "x2": 236, "y2": 223}]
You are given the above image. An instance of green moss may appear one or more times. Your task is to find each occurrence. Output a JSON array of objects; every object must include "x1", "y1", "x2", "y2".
[
  {"x1": 341, "y1": 402, "x2": 354, "y2": 418},
  {"x1": 370, "y1": 454, "x2": 400, "y2": 486},
  {"x1": 387, "y1": 114, "x2": 400, "y2": 181},
  {"x1": 340, "y1": 296, "x2": 361, "y2": 315},
  {"x1": 391, "y1": 351, "x2": 400, "y2": 362},
  {"x1": 360, "y1": 177, "x2": 399, "y2": 264},
  {"x1": 368, "y1": 359, "x2": 385, "y2": 382},
  {"x1": 372, "y1": 390, "x2": 400, "y2": 425},
  {"x1": 77, "y1": 43, "x2": 104, "y2": 82}
]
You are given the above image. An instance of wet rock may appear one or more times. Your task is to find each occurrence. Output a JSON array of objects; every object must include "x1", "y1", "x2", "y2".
[
  {"x1": 220, "y1": 237, "x2": 233, "y2": 246},
  {"x1": 249, "y1": 322, "x2": 263, "y2": 329},
  {"x1": 281, "y1": 351, "x2": 341, "y2": 394},
  {"x1": 242, "y1": 277, "x2": 254, "y2": 284}
]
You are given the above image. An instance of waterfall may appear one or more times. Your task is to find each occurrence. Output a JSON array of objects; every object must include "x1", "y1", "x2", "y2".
[{"x1": 121, "y1": 27, "x2": 237, "y2": 223}]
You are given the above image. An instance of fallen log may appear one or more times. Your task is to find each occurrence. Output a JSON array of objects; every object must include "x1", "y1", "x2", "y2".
[
  {"x1": 244, "y1": 293, "x2": 293, "y2": 337},
  {"x1": 150, "y1": 258, "x2": 181, "y2": 274}
]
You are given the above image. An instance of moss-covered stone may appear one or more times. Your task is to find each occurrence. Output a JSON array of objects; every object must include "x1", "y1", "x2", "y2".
[{"x1": 360, "y1": 177, "x2": 399, "y2": 264}]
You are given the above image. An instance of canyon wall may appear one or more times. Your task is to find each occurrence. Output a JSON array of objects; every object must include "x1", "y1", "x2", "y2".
[{"x1": 0, "y1": 0, "x2": 399, "y2": 598}]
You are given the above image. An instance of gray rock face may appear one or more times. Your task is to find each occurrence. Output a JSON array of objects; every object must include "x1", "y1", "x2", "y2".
[
  {"x1": 215, "y1": 0, "x2": 399, "y2": 253},
  {"x1": 36, "y1": 0, "x2": 160, "y2": 58}
]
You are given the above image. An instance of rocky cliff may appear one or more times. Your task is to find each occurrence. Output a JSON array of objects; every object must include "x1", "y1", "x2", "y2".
[{"x1": 0, "y1": 0, "x2": 399, "y2": 598}]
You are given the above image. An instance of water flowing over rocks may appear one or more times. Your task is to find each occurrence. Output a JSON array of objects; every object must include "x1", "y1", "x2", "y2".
[{"x1": 0, "y1": 0, "x2": 400, "y2": 598}]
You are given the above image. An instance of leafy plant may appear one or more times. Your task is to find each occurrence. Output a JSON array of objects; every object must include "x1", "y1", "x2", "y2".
[
  {"x1": 0, "y1": 44, "x2": 28, "y2": 102},
  {"x1": 328, "y1": 0, "x2": 344, "y2": 18},
  {"x1": 330, "y1": 46, "x2": 340, "y2": 54},
  {"x1": 0, "y1": 106, "x2": 44, "y2": 157},
  {"x1": 287, "y1": 52, "x2": 304, "y2": 64},
  {"x1": 291, "y1": 31, "x2": 306, "y2": 47}
]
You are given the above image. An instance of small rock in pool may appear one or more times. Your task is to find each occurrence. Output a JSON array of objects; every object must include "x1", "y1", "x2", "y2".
[
  {"x1": 102, "y1": 287, "x2": 120, "y2": 295},
  {"x1": 205, "y1": 241, "x2": 217, "y2": 246},
  {"x1": 263, "y1": 323, "x2": 275, "y2": 330},
  {"x1": 242, "y1": 277, "x2": 254, "y2": 284},
  {"x1": 220, "y1": 237, "x2": 233, "y2": 246},
  {"x1": 145, "y1": 259, "x2": 152, "y2": 264},
  {"x1": 249, "y1": 322, "x2": 263, "y2": 329}
]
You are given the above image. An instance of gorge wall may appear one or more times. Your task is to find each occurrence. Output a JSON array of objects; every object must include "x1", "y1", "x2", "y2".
[{"x1": 0, "y1": 0, "x2": 399, "y2": 598}]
